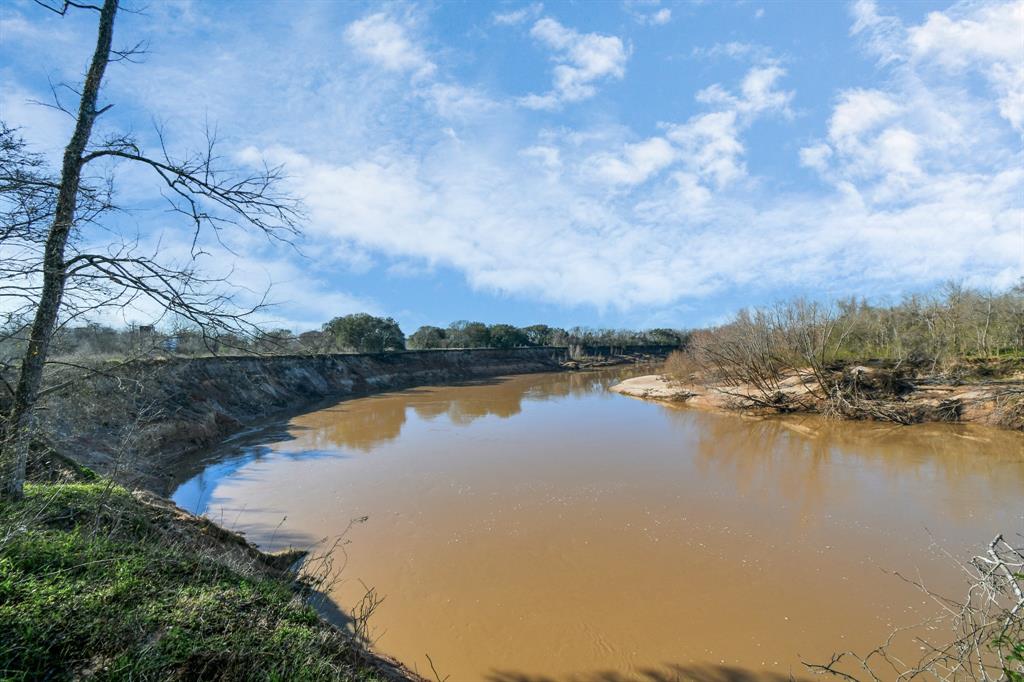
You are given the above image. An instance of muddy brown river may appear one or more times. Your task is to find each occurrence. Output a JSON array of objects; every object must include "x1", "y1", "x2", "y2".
[{"x1": 173, "y1": 367, "x2": 1024, "y2": 680}]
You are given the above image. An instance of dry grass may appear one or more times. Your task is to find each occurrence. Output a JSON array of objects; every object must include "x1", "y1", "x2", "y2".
[{"x1": 662, "y1": 350, "x2": 700, "y2": 383}]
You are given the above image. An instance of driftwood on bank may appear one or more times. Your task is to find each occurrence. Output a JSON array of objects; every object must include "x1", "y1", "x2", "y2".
[{"x1": 611, "y1": 364, "x2": 1024, "y2": 431}]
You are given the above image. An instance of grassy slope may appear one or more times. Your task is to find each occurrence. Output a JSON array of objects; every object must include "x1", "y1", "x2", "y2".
[{"x1": 0, "y1": 480, "x2": 403, "y2": 681}]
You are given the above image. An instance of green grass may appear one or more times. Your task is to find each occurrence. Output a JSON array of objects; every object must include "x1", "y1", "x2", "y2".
[{"x1": 0, "y1": 482, "x2": 394, "y2": 681}]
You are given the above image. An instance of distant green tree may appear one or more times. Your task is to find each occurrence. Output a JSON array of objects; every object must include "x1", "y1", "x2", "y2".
[
  {"x1": 644, "y1": 328, "x2": 688, "y2": 346},
  {"x1": 254, "y1": 329, "x2": 295, "y2": 353},
  {"x1": 322, "y1": 314, "x2": 405, "y2": 353},
  {"x1": 297, "y1": 330, "x2": 327, "y2": 352},
  {"x1": 447, "y1": 320, "x2": 490, "y2": 348},
  {"x1": 522, "y1": 324, "x2": 569, "y2": 346},
  {"x1": 548, "y1": 327, "x2": 570, "y2": 346},
  {"x1": 524, "y1": 323, "x2": 557, "y2": 346},
  {"x1": 408, "y1": 325, "x2": 447, "y2": 349},
  {"x1": 488, "y1": 324, "x2": 528, "y2": 348}
]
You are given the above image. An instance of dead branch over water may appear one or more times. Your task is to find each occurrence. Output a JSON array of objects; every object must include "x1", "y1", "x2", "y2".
[{"x1": 806, "y1": 535, "x2": 1024, "y2": 681}]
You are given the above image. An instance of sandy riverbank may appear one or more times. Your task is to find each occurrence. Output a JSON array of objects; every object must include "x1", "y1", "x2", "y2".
[{"x1": 611, "y1": 371, "x2": 1024, "y2": 429}]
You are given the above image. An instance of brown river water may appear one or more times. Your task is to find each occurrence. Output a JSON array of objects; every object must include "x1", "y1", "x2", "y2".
[{"x1": 172, "y1": 367, "x2": 1024, "y2": 681}]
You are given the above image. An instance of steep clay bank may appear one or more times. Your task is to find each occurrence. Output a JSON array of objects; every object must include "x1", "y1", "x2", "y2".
[
  {"x1": 36, "y1": 348, "x2": 567, "y2": 494},
  {"x1": 611, "y1": 370, "x2": 1024, "y2": 429}
]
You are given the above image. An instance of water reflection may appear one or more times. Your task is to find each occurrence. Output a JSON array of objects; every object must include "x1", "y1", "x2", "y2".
[
  {"x1": 298, "y1": 371, "x2": 637, "y2": 450},
  {"x1": 306, "y1": 378, "x2": 528, "y2": 446},
  {"x1": 674, "y1": 408, "x2": 1024, "y2": 527},
  {"x1": 174, "y1": 368, "x2": 655, "y2": 502}
]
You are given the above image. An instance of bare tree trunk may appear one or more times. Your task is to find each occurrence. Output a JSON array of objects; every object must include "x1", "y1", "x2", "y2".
[
  {"x1": 0, "y1": 0, "x2": 118, "y2": 501},
  {"x1": 981, "y1": 296, "x2": 993, "y2": 357}
]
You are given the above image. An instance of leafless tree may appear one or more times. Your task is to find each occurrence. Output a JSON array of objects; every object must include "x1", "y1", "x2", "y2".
[
  {"x1": 0, "y1": 0, "x2": 302, "y2": 500},
  {"x1": 670, "y1": 286, "x2": 1024, "y2": 418}
]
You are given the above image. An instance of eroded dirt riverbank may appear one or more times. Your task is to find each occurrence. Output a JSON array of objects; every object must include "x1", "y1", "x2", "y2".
[
  {"x1": 28, "y1": 348, "x2": 569, "y2": 494},
  {"x1": 174, "y1": 367, "x2": 1024, "y2": 680}
]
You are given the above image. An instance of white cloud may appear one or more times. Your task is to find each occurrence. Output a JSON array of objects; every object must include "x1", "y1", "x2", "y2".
[
  {"x1": 138, "y1": 237, "x2": 381, "y2": 331},
  {"x1": 691, "y1": 64, "x2": 793, "y2": 118},
  {"x1": 874, "y1": 126, "x2": 921, "y2": 176},
  {"x1": 908, "y1": 2, "x2": 1022, "y2": 67},
  {"x1": 493, "y1": 3, "x2": 543, "y2": 26},
  {"x1": 587, "y1": 137, "x2": 676, "y2": 185},
  {"x1": 805, "y1": 0, "x2": 1022, "y2": 208},
  {"x1": 907, "y1": 0, "x2": 1024, "y2": 130},
  {"x1": 227, "y1": 66, "x2": 814, "y2": 311},
  {"x1": 803, "y1": 88, "x2": 927, "y2": 189},
  {"x1": 850, "y1": 0, "x2": 1023, "y2": 131},
  {"x1": 791, "y1": 0, "x2": 1021, "y2": 280},
  {"x1": 575, "y1": 65, "x2": 791, "y2": 191},
  {"x1": 521, "y1": 144, "x2": 562, "y2": 171},
  {"x1": 739, "y1": 64, "x2": 793, "y2": 114},
  {"x1": 519, "y1": 17, "x2": 628, "y2": 109},
  {"x1": 827, "y1": 89, "x2": 901, "y2": 147},
  {"x1": 692, "y1": 41, "x2": 772, "y2": 61},
  {"x1": 341, "y1": 13, "x2": 497, "y2": 123},
  {"x1": 799, "y1": 143, "x2": 832, "y2": 172},
  {"x1": 849, "y1": 0, "x2": 904, "y2": 63},
  {"x1": 259, "y1": 144, "x2": 668, "y2": 307},
  {"x1": 0, "y1": 81, "x2": 74, "y2": 159},
  {"x1": 423, "y1": 83, "x2": 497, "y2": 120},
  {"x1": 666, "y1": 111, "x2": 745, "y2": 188},
  {"x1": 665, "y1": 65, "x2": 792, "y2": 189},
  {"x1": 343, "y1": 12, "x2": 436, "y2": 79},
  {"x1": 649, "y1": 8, "x2": 672, "y2": 25},
  {"x1": 624, "y1": 0, "x2": 671, "y2": 25}
]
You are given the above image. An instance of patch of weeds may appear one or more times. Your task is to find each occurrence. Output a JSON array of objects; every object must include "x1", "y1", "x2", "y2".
[{"x1": 0, "y1": 482, "x2": 400, "y2": 681}]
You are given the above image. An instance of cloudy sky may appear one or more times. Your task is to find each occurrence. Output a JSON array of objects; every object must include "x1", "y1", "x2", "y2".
[{"x1": 1, "y1": 0, "x2": 1021, "y2": 332}]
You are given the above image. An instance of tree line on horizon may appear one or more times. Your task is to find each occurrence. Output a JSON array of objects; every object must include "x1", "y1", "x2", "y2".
[
  {"x1": 6, "y1": 280, "x2": 1023, "y2": 361},
  {"x1": 0, "y1": 313, "x2": 689, "y2": 357}
]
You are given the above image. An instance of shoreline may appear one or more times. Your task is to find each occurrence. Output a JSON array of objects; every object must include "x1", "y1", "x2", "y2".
[{"x1": 17, "y1": 348, "x2": 669, "y2": 497}]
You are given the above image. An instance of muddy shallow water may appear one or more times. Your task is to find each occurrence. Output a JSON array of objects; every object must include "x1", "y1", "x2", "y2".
[{"x1": 173, "y1": 367, "x2": 1024, "y2": 680}]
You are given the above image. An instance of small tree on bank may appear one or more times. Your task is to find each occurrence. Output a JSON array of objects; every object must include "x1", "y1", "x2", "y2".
[
  {"x1": 447, "y1": 320, "x2": 490, "y2": 348},
  {"x1": 0, "y1": 0, "x2": 301, "y2": 501},
  {"x1": 322, "y1": 314, "x2": 405, "y2": 353},
  {"x1": 488, "y1": 324, "x2": 528, "y2": 348},
  {"x1": 522, "y1": 324, "x2": 567, "y2": 346},
  {"x1": 407, "y1": 325, "x2": 446, "y2": 350}
]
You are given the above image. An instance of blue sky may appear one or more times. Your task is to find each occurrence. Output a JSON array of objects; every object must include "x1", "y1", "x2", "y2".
[{"x1": 1, "y1": 0, "x2": 1021, "y2": 333}]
